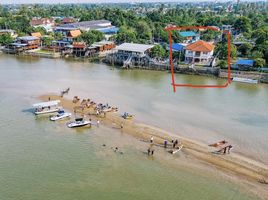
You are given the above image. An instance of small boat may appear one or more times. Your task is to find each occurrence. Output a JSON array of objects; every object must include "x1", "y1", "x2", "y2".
[
  {"x1": 67, "y1": 118, "x2": 91, "y2": 128},
  {"x1": 232, "y1": 77, "x2": 258, "y2": 84},
  {"x1": 208, "y1": 140, "x2": 227, "y2": 147},
  {"x1": 33, "y1": 100, "x2": 61, "y2": 115},
  {"x1": 168, "y1": 145, "x2": 183, "y2": 154},
  {"x1": 50, "y1": 110, "x2": 71, "y2": 121},
  {"x1": 122, "y1": 112, "x2": 133, "y2": 119}
]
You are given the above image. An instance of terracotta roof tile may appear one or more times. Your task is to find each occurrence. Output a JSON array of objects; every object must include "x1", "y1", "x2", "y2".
[
  {"x1": 69, "y1": 30, "x2": 81, "y2": 38},
  {"x1": 186, "y1": 40, "x2": 215, "y2": 52}
]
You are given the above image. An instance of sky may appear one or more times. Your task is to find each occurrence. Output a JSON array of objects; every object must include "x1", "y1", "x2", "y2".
[{"x1": 0, "y1": 0, "x2": 255, "y2": 5}]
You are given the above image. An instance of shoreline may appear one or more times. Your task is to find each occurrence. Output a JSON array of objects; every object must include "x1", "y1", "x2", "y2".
[
  {"x1": 39, "y1": 93, "x2": 268, "y2": 187},
  {"x1": 2, "y1": 53, "x2": 268, "y2": 84}
]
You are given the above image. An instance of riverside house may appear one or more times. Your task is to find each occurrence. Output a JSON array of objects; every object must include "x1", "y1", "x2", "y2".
[
  {"x1": 30, "y1": 18, "x2": 55, "y2": 32},
  {"x1": 184, "y1": 40, "x2": 215, "y2": 64}
]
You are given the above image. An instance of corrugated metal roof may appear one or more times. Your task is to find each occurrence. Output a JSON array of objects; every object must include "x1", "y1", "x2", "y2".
[
  {"x1": 17, "y1": 36, "x2": 39, "y2": 41},
  {"x1": 99, "y1": 27, "x2": 119, "y2": 34},
  {"x1": 236, "y1": 59, "x2": 254, "y2": 66},
  {"x1": 116, "y1": 43, "x2": 155, "y2": 53},
  {"x1": 168, "y1": 43, "x2": 185, "y2": 51}
]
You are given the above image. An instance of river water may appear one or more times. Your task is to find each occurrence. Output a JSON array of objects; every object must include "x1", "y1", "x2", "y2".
[{"x1": 0, "y1": 54, "x2": 267, "y2": 200}]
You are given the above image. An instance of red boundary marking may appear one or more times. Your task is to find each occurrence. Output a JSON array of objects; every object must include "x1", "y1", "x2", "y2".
[{"x1": 165, "y1": 26, "x2": 231, "y2": 92}]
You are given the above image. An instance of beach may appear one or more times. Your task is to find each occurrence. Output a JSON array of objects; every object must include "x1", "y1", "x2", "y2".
[{"x1": 39, "y1": 93, "x2": 268, "y2": 199}]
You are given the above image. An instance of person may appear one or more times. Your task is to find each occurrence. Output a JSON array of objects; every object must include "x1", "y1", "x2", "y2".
[
  {"x1": 164, "y1": 140, "x2": 168, "y2": 148},
  {"x1": 96, "y1": 110, "x2": 99, "y2": 115},
  {"x1": 223, "y1": 146, "x2": 227, "y2": 154},
  {"x1": 48, "y1": 97, "x2": 51, "y2": 101},
  {"x1": 151, "y1": 149, "x2": 154, "y2": 155},
  {"x1": 97, "y1": 120, "x2": 100, "y2": 127},
  {"x1": 120, "y1": 123, "x2": 123, "y2": 129},
  {"x1": 89, "y1": 118, "x2": 92, "y2": 123},
  {"x1": 227, "y1": 145, "x2": 233, "y2": 154},
  {"x1": 147, "y1": 148, "x2": 151, "y2": 155},
  {"x1": 175, "y1": 139, "x2": 178, "y2": 145},
  {"x1": 150, "y1": 137, "x2": 154, "y2": 143},
  {"x1": 173, "y1": 141, "x2": 176, "y2": 148}
]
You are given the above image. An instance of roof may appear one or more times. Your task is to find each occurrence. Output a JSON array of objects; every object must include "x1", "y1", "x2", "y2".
[
  {"x1": 17, "y1": 36, "x2": 39, "y2": 41},
  {"x1": 0, "y1": 29, "x2": 15, "y2": 33},
  {"x1": 31, "y1": 32, "x2": 42, "y2": 38},
  {"x1": 186, "y1": 40, "x2": 215, "y2": 52},
  {"x1": 30, "y1": 18, "x2": 54, "y2": 26},
  {"x1": 10, "y1": 43, "x2": 27, "y2": 47},
  {"x1": 92, "y1": 41, "x2": 114, "y2": 47},
  {"x1": 33, "y1": 100, "x2": 60, "y2": 108},
  {"x1": 179, "y1": 31, "x2": 197, "y2": 37},
  {"x1": 236, "y1": 59, "x2": 254, "y2": 66},
  {"x1": 69, "y1": 30, "x2": 81, "y2": 38},
  {"x1": 168, "y1": 43, "x2": 185, "y2": 52},
  {"x1": 56, "y1": 20, "x2": 112, "y2": 30},
  {"x1": 62, "y1": 17, "x2": 76, "y2": 24},
  {"x1": 115, "y1": 43, "x2": 155, "y2": 53},
  {"x1": 99, "y1": 27, "x2": 119, "y2": 34}
]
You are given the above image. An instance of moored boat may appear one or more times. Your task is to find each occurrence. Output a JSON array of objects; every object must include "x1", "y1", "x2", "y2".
[
  {"x1": 67, "y1": 118, "x2": 91, "y2": 128},
  {"x1": 232, "y1": 77, "x2": 258, "y2": 84},
  {"x1": 122, "y1": 112, "x2": 133, "y2": 119},
  {"x1": 33, "y1": 100, "x2": 61, "y2": 115},
  {"x1": 50, "y1": 110, "x2": 71, "y2": 121}
]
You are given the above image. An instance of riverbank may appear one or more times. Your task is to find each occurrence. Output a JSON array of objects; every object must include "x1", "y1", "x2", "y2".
[{"x1": 39, "y1": 93, "x2": 268, "y2": 198}]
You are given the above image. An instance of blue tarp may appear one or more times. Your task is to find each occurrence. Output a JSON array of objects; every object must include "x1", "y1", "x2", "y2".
[
  {"x1": 236, "y1": 59, "x2": 254, "y2": 66},
  {"x1": 99, "y1": 27, "x2": 119, "y2": 34},
  {"x1": 167, "y1": 43, "x2": 185, "y2": 52},
  {"x1": 179, "y1": 31, "x2": 197, "y2": 37}
]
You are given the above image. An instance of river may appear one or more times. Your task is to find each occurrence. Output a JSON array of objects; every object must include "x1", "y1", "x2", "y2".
[{"x1": 0, "y1": 54, "x2": 267, "y2": 200}]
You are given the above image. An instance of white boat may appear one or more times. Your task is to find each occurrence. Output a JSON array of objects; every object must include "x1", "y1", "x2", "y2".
[
  {"x1": 33, "y1": 100, "x2": 61, "y2": 115},
  {"x1": 67, "y1": 118, "x2": 91, "y2": 128},
  {"x1": 50, "y1": 110, "x2": 71, "y2": 121},
  {"x1": 232, "y1": 77, "x2": 258, "y2": 84}
]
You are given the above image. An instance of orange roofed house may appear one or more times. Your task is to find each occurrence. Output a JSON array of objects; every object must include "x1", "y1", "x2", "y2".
[{"x1": 184, "y1": 40, "x2": 215, "y2": 64}]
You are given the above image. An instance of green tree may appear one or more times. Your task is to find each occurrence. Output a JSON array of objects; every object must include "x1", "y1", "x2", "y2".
[
  {"x1": 238, "y1": 43, "x2": 252, "y2": 57},
  {"x1": 115, "y1": 26, "x2": 137, "y2": 43},
  {"x1": 150, "y1": 45, "x2": 166, "y2": 58},
  {"x1": 0, "y1": 33, "x2": 13, "y2": 45},
  {"x1": 135, "y1": 21, "x2": 152, "y2": 43},
  {"x1": 215, "y1": 43, "x2": 237, "y2": 59},
  {"x1": 254, "y1": 58, "x2": 266, "y2": 68},
  {"x1": 234, "y1": 17, "x2": 252, "y2": 33},
  {"x1": 77, "y1": 30, "x2": 105, "y2": 45},
  {"x1": 42, "y1": 36, "x2": 53, "y2": 46}
]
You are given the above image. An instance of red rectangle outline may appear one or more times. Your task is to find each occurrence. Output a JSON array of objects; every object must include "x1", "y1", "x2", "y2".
[{"x1": 165, "y1": 26, "x2": 231, "y2": 92}]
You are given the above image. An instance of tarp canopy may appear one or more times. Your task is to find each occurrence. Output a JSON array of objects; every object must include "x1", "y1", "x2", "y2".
[
  {"x1": 236, "y1": 59, "x2": 254, "y2": 66},
  {"x1": 167, "y1": 43, "x2": 185, "y2": 52},
  {"x1": 33, "y1": 100, "x2": 60, "y2": 108}
]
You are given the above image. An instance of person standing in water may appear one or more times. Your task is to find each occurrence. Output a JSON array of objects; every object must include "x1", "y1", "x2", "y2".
[
  {"x1": 164, "y1": 140, "x2": 168, "y2": 148},
  {"x1": 150, "y1": 137, "x2": 154, "y2": 143}
]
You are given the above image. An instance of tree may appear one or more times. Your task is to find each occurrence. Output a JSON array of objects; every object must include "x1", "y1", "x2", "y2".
[
  {"x1": 0, "y1": 33, "x2": 13, "y2": 45},
  {"x1": 135, "y1": 21, "x2": 152, "y2": 43},
  {"x1": 215, "y1": 43, "x2": 237, "y2": 59},
  {"x1": 77, "y1": 30, "x2": 105, "y2": 45},
  {"x1": 115, "y1": 26, "x2": 137, "y2": 43},
  {"x1": 238, "y1": 43, "x2": 252, "y2": 57},
  {"x1": 150, "y1": 45, "x2": 166, "y2": 58},
  {"x1": 254, "y1": 58, "x2": 266, "y2": 68},
  {"x1": 42, "y1": 36, "x2": 53, "y2": 46},
  {"x1": 234, "y1": 17, "x2": 252, "y2": 33},
  {"x1": 217, "y1": 60, "x2": 228, "y2": 69}
]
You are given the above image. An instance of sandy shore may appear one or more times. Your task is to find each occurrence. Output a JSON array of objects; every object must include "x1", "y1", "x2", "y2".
[{"x1": 39, "y1": 94, "x2": 268, "y2": 189}]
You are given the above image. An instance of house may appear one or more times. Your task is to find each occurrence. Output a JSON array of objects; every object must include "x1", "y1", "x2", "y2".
[
  {"x1": 56, "y1": 29, "x2": 81, "y2": 43},
  {"x1": 115, "y1": 43, "x2": 155, "y2": 57},
  {"x1": 31, "y1": 32, "x2": 42, "y2": 38},
  {"x1": 16, "y1": 36, "x2": 40, "y2": 50},
  {"x1": 30, "y1": 18, "x2": 55, "y2": 32},
  {"x1": 179, "y1": 31, "x2": 200, "y2": 43},
  {"x1": 61, "y1": 17, "x2": 77, "y2": 24},
  {"x1": 91, "y1": 41, "x2": 115, "y2": 52},
  {"x1": 0, "y1": 29, "x2": 18, "y2": 38},
  {"x1": 185, "y1": 40, "x2": 215, "y2": 64}
]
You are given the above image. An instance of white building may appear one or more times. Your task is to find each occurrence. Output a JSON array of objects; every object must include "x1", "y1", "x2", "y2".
[
  {"x1": 115, "y1": 43, "x2": 155, "y2": 56},
  {"x1": 184, "y1": 40, "x2": 215, "y2": 64}
]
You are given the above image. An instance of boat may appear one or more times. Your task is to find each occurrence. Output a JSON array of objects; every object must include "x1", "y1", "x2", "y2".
[
  {"x1": 33, "y1": 100, "x2": 61, "y2": 115},
  {"x1": 168, "y1": 145, "x2": 183, "y2": 154},
  {"x1": 208, "y1": 140, "x2": 227, "y2": 147},
  {"x1": 232, "y1": 77, "x2": 258, "y2": 84},
  {"x1": 50, "y1": 110, "x2": 71, "y2": 121},
  {"x1": 122, "y1": 112, "x2": 133, "y2": 119},
  {"x1": 67, "y1": 118, "x2": 91, "y2": 128}
]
